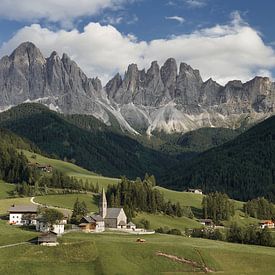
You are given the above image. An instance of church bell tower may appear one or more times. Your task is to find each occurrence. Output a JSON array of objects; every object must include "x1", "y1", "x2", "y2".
[{"x1": 99, "y1": 188, "x2": 107, "y2": 218}]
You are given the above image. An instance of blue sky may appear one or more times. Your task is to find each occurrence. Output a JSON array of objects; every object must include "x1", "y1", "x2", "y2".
[{"x1": 0, "y1": 0, "x2": 275, "y2": 84}]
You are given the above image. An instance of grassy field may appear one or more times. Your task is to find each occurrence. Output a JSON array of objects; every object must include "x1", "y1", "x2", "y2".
[
  {"x1": 34, "y1": 193, "x2": 98, "y2": 212},
  {"x1": 134, "y1": 212, "x2": 202, "y2": 230},
  {"x1": 156, "y1": 187, "x2": 203, "y2": 209},
  {"x1": 0, "y1": 181, "x2": 15, "y2": 199},
  {"x1": 22, "y1": 150, "x2": 120, "y2": 189},
  {"x1": 0, "y1": 220, "x2": 38, "y2": 246},
  {"x1": 0, "y1": 222, "x2": 274, "y2": 275}
]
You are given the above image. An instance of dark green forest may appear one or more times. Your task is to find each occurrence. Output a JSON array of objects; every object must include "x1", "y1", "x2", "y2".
[
  {"x1": 1, "y1": 103, "x2": 275, "y2": 203},
  {"x1": 162, "y1": 115, "x2": 275, "y2": 202},
  {"x1": 106, "y1": 175, "x2": 193, "y2": 220},
  {"x1": 0, "y1": 103, "x2": 176, "y2": 179}
]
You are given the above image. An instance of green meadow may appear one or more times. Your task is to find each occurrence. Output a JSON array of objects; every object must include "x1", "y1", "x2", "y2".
[
  {"x1": 0, "y1": 222, "x2": 274, "y2": 275},
  {"x1": 22, "y1": 150, "x2": 120, "y2": 189}
]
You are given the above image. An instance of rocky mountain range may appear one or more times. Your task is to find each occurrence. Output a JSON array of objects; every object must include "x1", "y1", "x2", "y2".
[{"x1": 0, "y1": 41, "x2": 275, "y2": 135}]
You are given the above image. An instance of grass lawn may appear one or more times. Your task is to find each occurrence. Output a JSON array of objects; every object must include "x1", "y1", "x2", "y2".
[
  {"x1": 0, "y1": 229, "x2": 275, "y2": 274},
  {"x1": 133, "y1": 212, "x2": 202, "y2": 231},
  {"x1": 22, "y1": 150, "x2": 120, "y2": 189},
  {"x1": 0, "y1": 181, "x2": 15, "y2": 199},
  {"x1": 156, "y1": 187, "x2": 203, "y2": 209},
  {"x1": 0, "y1": 220, "x2": 38, "y2": 246},
  {"x1": 34, "y1": 193, "x2": 98, "y2": 212}
]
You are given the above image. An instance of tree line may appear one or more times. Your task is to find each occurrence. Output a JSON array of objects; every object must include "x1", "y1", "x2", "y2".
[
  {"x1": 202, "y1": 192, "x2": 235, "y2": 224},
  {"x1": 244, "y1": 197, "x2": 275, "y2": 220},
  {"x1": 106, "y1": 174, "x2": 193, "y2": 220}
]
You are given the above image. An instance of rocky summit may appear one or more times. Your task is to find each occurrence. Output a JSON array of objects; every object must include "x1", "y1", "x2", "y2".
[{"x1": 0, "y1": 42, "x2": 275, "y2": 135}]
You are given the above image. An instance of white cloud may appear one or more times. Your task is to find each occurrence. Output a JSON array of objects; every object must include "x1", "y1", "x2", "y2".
[
  {"x1": 165, "y1": 16, "x2": 185, "y2": 24},
  {"x1": 1, "y1": 13, "x2": 275, "y2": 85},
  {"x1": 0, "y1": 0, "x2": 134, "y2": 27},
  {"x1": 101, "y1": 16, "x2": 124, "y2": 25},
  {"x1": 184, "y1": 0, "x2": 207, "y2": 8}
]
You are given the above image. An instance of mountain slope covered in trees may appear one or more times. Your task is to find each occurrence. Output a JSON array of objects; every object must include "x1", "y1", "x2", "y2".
[
  {"x1": 0, "y1": 103, "x2": 176, "y2": 179},
  {"x1": 161, "y1": 115, "x2": 275, "y2": 202}
]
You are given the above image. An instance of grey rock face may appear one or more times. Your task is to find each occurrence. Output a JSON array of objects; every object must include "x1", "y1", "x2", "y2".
[{"x1": 1, "y1": 42, "x2": 275, "y2": 135}]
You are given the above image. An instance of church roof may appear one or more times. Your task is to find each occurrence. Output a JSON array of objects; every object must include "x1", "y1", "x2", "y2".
[{"x1": 105, "y1": 208, "x2": 123, "y2": 219}]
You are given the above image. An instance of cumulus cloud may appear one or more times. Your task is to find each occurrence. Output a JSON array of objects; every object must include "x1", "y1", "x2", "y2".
[
  {"x1": 0, "y1": 0, "x2": 134, "y2": 27},
  {"x1": 165, "y1": 16, "x2": 185, "y2": 24},
  {"x1": 1, "y1": 12, "x2": 275, "y2": 85}
]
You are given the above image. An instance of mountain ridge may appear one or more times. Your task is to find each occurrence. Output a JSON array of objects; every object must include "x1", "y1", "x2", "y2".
[{"x1": 0, "y1": 41, "x2": 275, "y2": 135}]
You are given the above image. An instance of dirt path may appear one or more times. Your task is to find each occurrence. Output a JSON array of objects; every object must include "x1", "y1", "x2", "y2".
[
  {"x1": 156, "y1": 251, "x2": 214, "y2": 273},
  {"x1": 30, "y1": 197, "x2": 72, "y2": 216},
  {"x1": 0, "y1": 242, "x2": 29, "y2": 249}
]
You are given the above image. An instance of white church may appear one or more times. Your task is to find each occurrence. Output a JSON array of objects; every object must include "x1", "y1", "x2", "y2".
[{"x1": 79, "y1": 189, "x2": 136, "y2": 232}]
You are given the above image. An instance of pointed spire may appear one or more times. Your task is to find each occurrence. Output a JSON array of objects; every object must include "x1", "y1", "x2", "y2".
[{"x1": 99, "y1": 188, "x2": 107, "y2": 219}]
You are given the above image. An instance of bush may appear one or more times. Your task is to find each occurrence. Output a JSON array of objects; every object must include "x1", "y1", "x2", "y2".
[
  {"x1": 64, "y1": 224, "x2": 73, "y2": 230},
  {"x1": 155, "y1": 227, "x2": 182, "y2": 236},
  {"x1": 136, "y1": 219, "x2": 150, "y2": 230}
]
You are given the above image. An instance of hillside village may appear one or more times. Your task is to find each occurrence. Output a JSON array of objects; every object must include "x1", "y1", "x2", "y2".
[
  {"x1": 7, "y1": 188, "x2": 155, "y2": 245},
  {"x1": 6, "y1": 185, "x2": 275, "y2": 246}
]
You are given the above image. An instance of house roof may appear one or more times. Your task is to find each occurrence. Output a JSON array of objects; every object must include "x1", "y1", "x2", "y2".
[
  {"x1": 105, "y1": 208, "x2": 123, "y2": 219},
  {"x1": 81, "y1": 215, "x2": 104, "y2": 223},
  {"x1": 91, "y1": 214, "x2": 104, "y2": 222},
  {"x1": 199, "y1": 219, "x2": 213, "y2": 223},
  {"x1": 260, "y1": 220, "x2": 274, "y2": 224},
  {"x1": 81, "y1": 216, "x2": 94, "y2": 223},
  {"x1": 9, "y1": 204, "x2": 38, "y2": 213},
  {"x1": 38, "y1": 232, "x2": 57, "y2": 243}
]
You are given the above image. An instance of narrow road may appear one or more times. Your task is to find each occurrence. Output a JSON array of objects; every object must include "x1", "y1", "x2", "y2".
[
  {"x1": 30, "y1": 197, "x2": 72, "y2": 216},
  {"x1": 30, "y1": 197, "x2": 40, "y2": 205}
]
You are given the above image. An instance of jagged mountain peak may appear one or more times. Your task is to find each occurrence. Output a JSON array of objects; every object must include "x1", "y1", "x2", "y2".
[
  {"x1": 0, "y1": 42, "x2": 275, "y2": 136},
  {"x1": 10, "y1": 41, "x2": 45, "y2": 64}
]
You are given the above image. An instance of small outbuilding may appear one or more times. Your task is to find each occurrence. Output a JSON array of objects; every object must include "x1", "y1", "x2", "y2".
[
  {"x1": 187, "y1": 188, "x2": 203, "y2": 195},
  {"x1": 127, "y1": 222, "x2": 136, "y2": 230},
  {"x1": 37, "y1": 232, "x2": 58, "y2": 246},
  {"x1": 199, "y1": 219, "x2": 214, "y2": 227}
]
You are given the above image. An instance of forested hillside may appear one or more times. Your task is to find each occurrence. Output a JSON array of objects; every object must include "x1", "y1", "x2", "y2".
[
  {"x1": 0, "y1": 103, "x2": 176, "y2": 179},
  {"x1": 0, "y1": 129, "x2": 33, "y2": 183},
  {"x1": 162, "y1": 115, "x2": 275, "y2": 202}
]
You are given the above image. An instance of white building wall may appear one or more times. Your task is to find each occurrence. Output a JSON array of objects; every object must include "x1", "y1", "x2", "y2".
[
  {"x1": 9, "y1": 213, "x2": 23, "y2": 225},
  {"x1": 116, "y1": 209, "x2": 127, "y2": 228},
  {"x1": 95, "y1": 221, "x2": 105, "y2": 232},
  {"x1": 9, "y1": 213, "x2": 37, "y2": 225},
  {"x1": 36, "y1": 221, "x2": 65, "y2": 235}
]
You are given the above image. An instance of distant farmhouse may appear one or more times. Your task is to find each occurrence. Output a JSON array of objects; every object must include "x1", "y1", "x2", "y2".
[
  {"x1": 36, "y1": 213, "x2": 68, "y2": 235},
  {"x1": 9, "y1": 205, "x2": 38, "y2": 225},
  {"x1": 259, "y1": 220, "x2": 275, "y2": 229},
  {"x1": 187, "y1": 188, "x2": 203, "y2": 195},
  {"x1": 199, "y1": 219, "x2": 214, "y2": 227},
  {"x1": 28, "y1": 162, "x2": 53, "y2": 173},
  {"x1": 9, "y1": 204, "x2": 69, "y2": 235},
  {"x1": 79, "y1": 189, "x2": 135, "y2": 232}
]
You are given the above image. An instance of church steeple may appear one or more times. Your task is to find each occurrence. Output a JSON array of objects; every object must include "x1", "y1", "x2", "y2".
[{"x1": 99, "y1": 188, "x2": 107, "y2": 218}]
